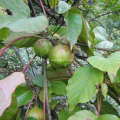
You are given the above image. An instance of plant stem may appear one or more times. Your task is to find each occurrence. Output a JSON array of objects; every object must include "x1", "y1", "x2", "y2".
[
  {"x1": 43, "y1": 59, "x2": 52, "y2": 120},
  {"x1": 22, "y1": 55, "x2": 36, "y2": 73},
  {"x1": 0, "y1": 35, "x2": 39, "y2": 57},
  {"x1": 24, "y1": 95, "x2": 35, "y2": 120},
  {"x1": 39, "y1": 0, "x2": 46, "y2": 16}
]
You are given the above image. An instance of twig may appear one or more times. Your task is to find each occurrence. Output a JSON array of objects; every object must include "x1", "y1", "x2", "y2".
[
  {"x1": 43, "y1": 59, "x2": 52, "y2": 120},
  {"x1": 39, "y1": 0, "x2": 46, "y2": 15},
  {"x1": 0, "y1": 35, "x2": 39, "y2": 57},
  {"x1": 22, "y1": 55, "x2": 36, "y2": 73},
  {"x1": 28, "y1": 0, "x2": 37, "y2": 17},
  {"x1": 33, "y1": 0, "x2": 59, "y2": 19},
  {"x1": 89, "y1": 11, "x2": 116, "y2": 21},
  {"x1": 24, "y1": 95, "x2": 35, "y2": 120},
  {"x1": 76, "y1": 43, "x2": 120, "y2": 52}
]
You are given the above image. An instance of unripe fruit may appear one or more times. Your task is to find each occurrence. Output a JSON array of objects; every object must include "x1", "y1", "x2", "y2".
[
  {"x1": 49, "y1": 44, "x2": 74, "y2": 68},
  {"x1": 33, "y1": 39, "x2": 53, "y2": 58},
  {"x1": 27, "y1": 105, "x2": 43, "y2": 120}
]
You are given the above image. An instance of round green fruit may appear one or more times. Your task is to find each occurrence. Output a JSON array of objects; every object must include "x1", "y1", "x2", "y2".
[
  {"x1": 27, "y1": 105, "x2": 43, "y2": 120},
  {"x1": 49, "y1": 44, "x2": 74, "y2": 67},
  {"x1": 34, "y1": 39, "x2": 53, "y2": 57}
]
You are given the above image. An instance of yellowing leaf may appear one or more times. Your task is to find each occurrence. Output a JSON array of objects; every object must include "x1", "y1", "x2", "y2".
[{"x1": 0, "y1": 72, "x2": 25, "y2": 116}]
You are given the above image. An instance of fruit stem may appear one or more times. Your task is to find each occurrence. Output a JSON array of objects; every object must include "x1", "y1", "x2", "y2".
[
  {"x1": 22, "y1": 55, "x2": 36, "y2": 73},
  {"x1": 43, "y1": 59, "x2": 52, "y2": 120},
  {"x1": 0, "y1": 35, "x2": 39, "y2": 57}
]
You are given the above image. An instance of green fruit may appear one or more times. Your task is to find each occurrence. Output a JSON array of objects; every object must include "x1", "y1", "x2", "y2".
[
  {"x1": 27, "y1": 106, "x2": 43, "y2": 120},
  {"x1": 34, "y1": 39, "x2": 53, "y2": 58},
  {"x1": 49, "y1": 44, "x2": 74, "y2": 67}
]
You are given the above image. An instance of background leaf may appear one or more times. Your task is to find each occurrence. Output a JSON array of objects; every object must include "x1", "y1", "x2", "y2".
[
  {"x1": 15, "y1": 84, "x2": 33, "y2": 107},
  {"x1": 97, "y1": 114, "x2": 119, "y2": 120}
]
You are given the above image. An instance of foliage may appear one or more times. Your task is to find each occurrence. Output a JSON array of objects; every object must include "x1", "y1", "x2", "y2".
[{"x1": 0, "y1": 0, "x2": 120, "y2": 120}]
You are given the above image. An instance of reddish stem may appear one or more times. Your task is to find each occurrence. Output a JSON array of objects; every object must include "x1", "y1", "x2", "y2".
[
  {"x1": 24, "y1": 95, "x2": 35, "y2": 120},
  {"x1": 97, "y1": 95, "x2": 101, "y2": 116},
  {"x1": 43, "y1": 88, "x2": 46, "y2": 120},
  {"x1": 22, "y1": 55, "x2": 36, "y2": 73},
  {"x1": 0, "y1": 35, "x2": 39, "y2": 57},
  {"x1": 39, "y1": 0, "x2": 46, "y2": 15}
]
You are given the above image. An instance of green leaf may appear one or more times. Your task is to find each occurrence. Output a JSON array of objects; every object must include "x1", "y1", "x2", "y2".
[
  {"x1": 8, "y1": 15, "x2": 48, "y2": 33},
  {"x1": 68, "y1": 110, "x2": 97, "y2": 120},
  {"x1": 67, "y1": 66, "x2": 103, "y2": 110},
  {"x1": 0, "y1": 28, "x2": 10, "y2": 40},
  {"x1": 0, "y1": 15, "x2": 48, "y2": 34},
  {"x1": 0, "y1": 0, "x2": 30, "y2": 17},
  {"x1": 78, "y1": 17, "x2": 94, "y2": 55},
  {"x1": 51, "y1": 81, "x2": 66, "y2": 95},
  {"x1": 5, "y1": 32, "x2": 39, "y2": 48},
  {"x1": 114, "y1": 69, "x2": 120, "y2": 83},
  {"x1": 96, "y1": 100, "x2": 119, "y2": 116},
  {"x1": 0, "y1": 15, "x2": 19, "y2": 29},
  {"x1": 87, "y1": 52, "x2": 120, "y2": 75},
  {"x1": 58, "y1": 109, "x2": 71, "y2": 120},
  {"x1": 45, "y1": 0, "x2": 59, "y2": 8},
  {"x1": 101, "y1": 83, "x2": 108, "y2": 99},
  {"x1": 15, "y1": 84, "x2": 33, "y2": 107},
  {"x1": 33, "y1": 74, "x2": 43, "y2": 87},
  {"x1": 65, "y1": 8, "x2": 82, "y2": 46},
  {"x1": 58, "y1": 107, "x2": 81, "y2": 120},
  {"x1": 97, "y1": 114, "x2": 119, "y2": 120}
]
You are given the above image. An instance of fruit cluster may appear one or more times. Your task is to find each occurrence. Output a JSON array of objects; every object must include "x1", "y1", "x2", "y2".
[{"x1": 33, "y1": 39, "x2": 74, "y2": 68}]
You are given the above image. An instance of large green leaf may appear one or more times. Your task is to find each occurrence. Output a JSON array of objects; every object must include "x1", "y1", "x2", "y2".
[
  {"x1": 87, "y1": 52, "x2": 120, "y2": 75},
  {"x1": 0, "y1": 0, "x2": 30, "y2": 17},
  {"x1": 8, "y1": 15, "x2": 48, "y2": 33},
  {"x1": 65, "y1": 8, "x2": 82, "y2": 46},
  {"x1": 97, "y1": 114, "x2": 119, "y2": 120},
  {"x1": 0, "y1": 1, "x2": 48, "y2": 34},
  {"x1": 67, "y1": 66, "x2": 103, "y2": 110},
  {"x1": 68, "y1": 110, "x2": 97, "y2": 120},
  {"x1": 51, "y1": 81, "x2": 66, "y2": 95},
  {"x1": 15, "y1": 84, "x2": 33, "y2": 107}
]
